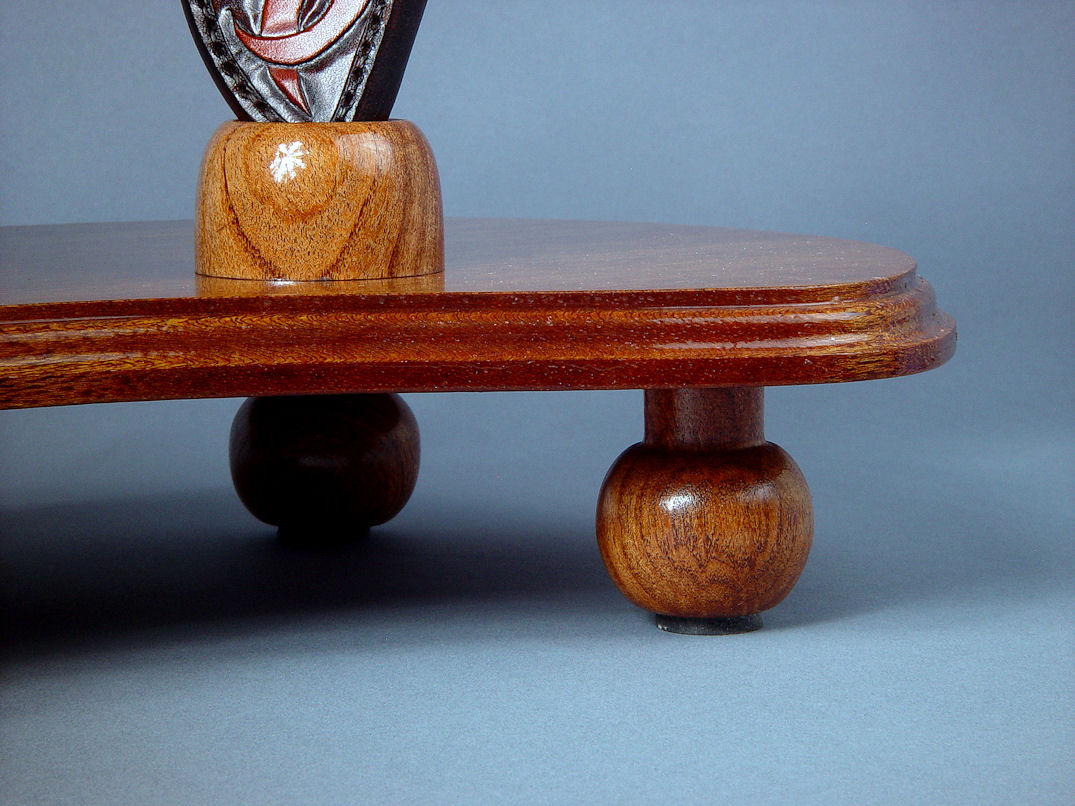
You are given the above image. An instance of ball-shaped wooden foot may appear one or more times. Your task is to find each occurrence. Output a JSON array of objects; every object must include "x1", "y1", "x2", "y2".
[
  {"x1": 597, "y1": 389, "x2": 812, "y2": 631},
  {"x1": 597, "y1": 442, "x2": 812, "y2": 623},
  {"x1": 230, "y1": 393, "x2": 419, "y2": 542}
]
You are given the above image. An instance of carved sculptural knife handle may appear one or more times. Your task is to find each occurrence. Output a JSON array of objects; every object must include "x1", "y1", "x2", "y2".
[{"x1": 182, "y1": 0, "x2": 428, "y2": 122}]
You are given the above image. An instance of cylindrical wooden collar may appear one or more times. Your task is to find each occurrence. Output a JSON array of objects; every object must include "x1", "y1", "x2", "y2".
[
  {"x1": 644, "y1": 388, "x2": 765, "y2": 451},
  {"x1": 195, "y1": 119, "x2": 443, "y2": 282}
]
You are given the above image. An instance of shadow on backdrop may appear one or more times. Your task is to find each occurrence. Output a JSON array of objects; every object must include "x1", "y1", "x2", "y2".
[
  {"x1": 2, "y1": 470, "x2": 1066, "y2": 656},
  {"x1": 0, "y1": 490, "x2": 617, "y2": 660}
]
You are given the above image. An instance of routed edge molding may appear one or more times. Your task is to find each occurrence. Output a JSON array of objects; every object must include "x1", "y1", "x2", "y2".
[{"x1": 0, "y1": 276, "x2": 953, "y2": 409}]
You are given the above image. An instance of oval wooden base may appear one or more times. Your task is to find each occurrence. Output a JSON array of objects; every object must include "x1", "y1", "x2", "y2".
[
  {"x1": 196, "y1": 120, "x2": 443, "y2": 282},
  {"x1": 0, "y1": 220, "x2": 956, "y2": 411},
  {"x1": 229, "y1": 393, "x2": 419, "y2": 542},
  {"x1": 597, "y1": 389, "x2": 813, "y2": 625}
]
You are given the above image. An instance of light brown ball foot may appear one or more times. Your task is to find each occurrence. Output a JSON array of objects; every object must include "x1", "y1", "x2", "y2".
[
  {"x1": 229, "y1": 393, "x2": 419, "y2": 543},
  {"x1": 597, "y1": 389, "x2": 812, "y2": 629}
]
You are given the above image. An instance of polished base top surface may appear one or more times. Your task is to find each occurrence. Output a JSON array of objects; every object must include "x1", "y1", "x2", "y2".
[
  {"x1": 1, "y1": 218, "x2": 918, "y2": 305},
  {"x1": 0, "y1": 218, "x2": 955, "y2": 408}
]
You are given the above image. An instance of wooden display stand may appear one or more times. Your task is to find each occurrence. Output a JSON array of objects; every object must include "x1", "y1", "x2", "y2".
[
  {"x1": 0, "y1": 218, "x2": 956, "y2": 633},
  {"x1": 1, "y1": 1, "x2": 957, "y2": 634}
]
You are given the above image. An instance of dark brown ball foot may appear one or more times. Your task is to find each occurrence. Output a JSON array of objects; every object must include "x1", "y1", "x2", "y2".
[{"x1": 229, "y1": 393, "x2": 419, "y2": 543}]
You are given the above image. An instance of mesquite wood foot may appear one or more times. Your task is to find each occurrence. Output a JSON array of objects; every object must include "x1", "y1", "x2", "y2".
[
  {"x1": 0, "y1": 218, "x2": 956, "y2": 633},
  {"x1": 598, "y1": 389, "x2": 811, "y2": 632}
]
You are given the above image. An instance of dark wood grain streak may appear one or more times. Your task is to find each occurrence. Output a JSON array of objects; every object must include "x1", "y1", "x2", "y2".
[{"x1": 0, "y1": 219, "x2": 955, "y2": 410}]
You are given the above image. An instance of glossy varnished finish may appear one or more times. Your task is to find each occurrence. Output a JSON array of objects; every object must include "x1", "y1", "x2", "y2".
[
  {"x1": 196, "y1": 120, "x2": 443, "y2": 281},
  {"x1": 230, "y1": 393, "x2": 419, "y2": 538},
  {"x1": 0, "y1": 219, "x2": 955, "y2": 410},
  {"x1": 597, "y1": 389, "x2": 813, "y2": 622}
]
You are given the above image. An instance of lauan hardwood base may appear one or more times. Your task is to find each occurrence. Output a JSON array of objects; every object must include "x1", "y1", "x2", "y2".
[{"x1": 0, "y1": 219, "x2": 955, "y2": 632}]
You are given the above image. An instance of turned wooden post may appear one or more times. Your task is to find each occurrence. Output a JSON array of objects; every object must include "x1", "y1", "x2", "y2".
[
  {"x1": 597, "y1": 388, "x2": 813, "y2": 634},
  {"x1": 644, "y1": 388, "x2": 765, "y2": 450}
]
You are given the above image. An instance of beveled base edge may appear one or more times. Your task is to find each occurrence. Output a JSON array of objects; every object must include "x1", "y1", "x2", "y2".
[{"x1": 655, "y1": 613, "x2": 763, "y2": 635}]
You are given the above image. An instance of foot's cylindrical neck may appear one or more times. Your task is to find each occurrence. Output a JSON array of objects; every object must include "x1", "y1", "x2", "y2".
[{"x1": 644, "y1": 388, "x2": 765, "y2": 451}]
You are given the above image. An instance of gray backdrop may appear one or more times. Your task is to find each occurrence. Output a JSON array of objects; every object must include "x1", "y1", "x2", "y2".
[{"x1": 1, "y1": 2, "x2": 1072, "y2": 804}]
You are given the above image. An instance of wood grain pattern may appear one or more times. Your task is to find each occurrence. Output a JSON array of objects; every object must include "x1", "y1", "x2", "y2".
[
  {"x1": 230, "y1": 392, "x2": 419, "y2": 538},
  {"x1": 0, "y1": 219, "x2": 956, "y2": 410},
  {"x1": 645, "y1": 388, "x2": 764, "y2": 451},
  {"x1": 196, "y1": 120, "x2": 443, "y2": 281},
  {"x1": 597, "y1": 388, "x2": 813, "y2": 619}
]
